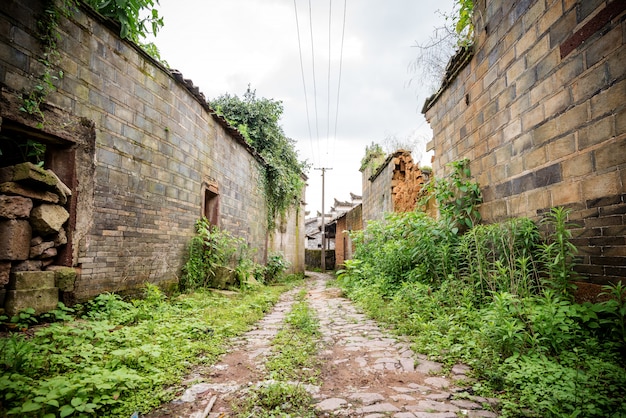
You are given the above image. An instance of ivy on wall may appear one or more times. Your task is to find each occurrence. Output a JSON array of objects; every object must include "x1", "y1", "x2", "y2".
[{"x1": 210, "y1": 87, "x2": 308, "y2": 231}]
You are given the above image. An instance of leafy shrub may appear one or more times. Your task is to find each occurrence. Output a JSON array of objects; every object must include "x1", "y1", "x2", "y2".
[
  {"x1": 336, "y1": 196, "x2": 625, "y2": 416},
  {"x1": 264, "y1": 253, "x2": 290, "y2": 284}
]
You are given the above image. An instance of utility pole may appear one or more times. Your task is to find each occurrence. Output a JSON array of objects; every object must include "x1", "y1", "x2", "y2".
[{"x1": 314, "y1": 167, "x2": 332, "y2": 271}]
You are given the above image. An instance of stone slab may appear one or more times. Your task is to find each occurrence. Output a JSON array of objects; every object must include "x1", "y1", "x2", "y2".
[
  {"x1": 30, "y1": 204, "x2": 69, "y2": 236},
  {"x1": 0, "y1": 162, "x2": 58, "y2": 187},
  {"x1": 0, "y1": 261, "x2": 10, "y2": 285},
  {"x1": 0, "y1": 182, "x2": 59, "y2": 203},
  {"x1": 0, "y1": 195, "x2": 33, "y2": 219},
  {"x1": 4, "y1": 287, "x2": 59, "y2": 316},
  {"x1": 46, "y1": 266, "x2": 77, "y2": 292},
  {"x1": 8, "y1": 270, "x2": 55, "y2": 290},
  {"x1": 0, "y1": 219, "x2": 32, "y2": 260}
]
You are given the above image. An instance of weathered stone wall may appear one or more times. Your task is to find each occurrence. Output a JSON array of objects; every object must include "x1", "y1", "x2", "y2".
[
  {"x1": 0, "y1": 0, "x2": 301, "y2": 301},
  {"x1": 361, "y1": 150, "x2": 424, "y2": 224},
  {"x1": 362, "y1": 156, "x2": 396, "y2": 224},
  {"x1": 269, "y1": 199, "x2": 306, "y2": 274},
  {"x1": 423, "y1": 0, "x2": 626, "y2": 284}
]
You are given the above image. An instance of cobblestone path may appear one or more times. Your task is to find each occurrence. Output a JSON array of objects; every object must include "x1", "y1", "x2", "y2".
[{"x1": 147, "y1": 272, "x2": 499, "y2": 417}]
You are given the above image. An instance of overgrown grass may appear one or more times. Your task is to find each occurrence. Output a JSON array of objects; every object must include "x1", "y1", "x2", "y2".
[
  {"x1": 232, "y1": 288, "x2": 320, "y2": 417},
  {"x1": 0, "y1": 282, "x2": 300, "y2": 417},
  {"x1": 337, "y1": 209, "x2": 626, "y2": 417},
  {"x1": 265, "y1": 289, "x2": 321, "y2": 383}
]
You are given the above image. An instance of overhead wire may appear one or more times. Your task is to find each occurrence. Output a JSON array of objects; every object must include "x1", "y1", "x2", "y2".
[
  {"x1": 292, "y1": 0, "x2": 315, "y2": 166},
  {"x1": 331, "y1": 0, "x2": 347, "y2": 170},
  {"x1": 326, "y1": 0, "x2": 333, "y2": 168},
  {"x1": 294, "y1": 0, "x2": 348, "y2": 171},
  {"x1": 308, "y1": 0, "x2": 321, "y2": 163}
]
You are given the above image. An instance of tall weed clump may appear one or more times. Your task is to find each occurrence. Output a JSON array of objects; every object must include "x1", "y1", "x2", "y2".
[
  {"x1": 180, "y1": 218, "x2": 290, "y2": 291},
  {"x1": 336, "y1": 160, "x2": 626, "y2": 417}
]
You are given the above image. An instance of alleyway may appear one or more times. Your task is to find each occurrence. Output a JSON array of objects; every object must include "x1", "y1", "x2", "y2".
[{"x1": 147, "y1": 272, "x2": 499, "y2": 417}]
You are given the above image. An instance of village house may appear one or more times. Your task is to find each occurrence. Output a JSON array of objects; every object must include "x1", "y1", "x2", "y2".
[
  {"x1": 0, "y1": 0, "x2": 305, "y2": 314},
  {"x1": 422, "y1": 0, "x2": 626, "y2": 284}
]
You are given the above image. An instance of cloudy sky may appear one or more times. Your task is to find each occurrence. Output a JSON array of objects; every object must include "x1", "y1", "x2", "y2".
[{"x1": 149, "y1": 0, "x2": 455, "y2": 215}]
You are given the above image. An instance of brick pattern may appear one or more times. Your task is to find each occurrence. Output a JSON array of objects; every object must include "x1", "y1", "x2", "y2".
[
  {"x1": 423, "y1": 0, "x2": 626, "y2": 284},
  {"x1": 0, "y1": 1, "x2": 300, "y2": 300}
]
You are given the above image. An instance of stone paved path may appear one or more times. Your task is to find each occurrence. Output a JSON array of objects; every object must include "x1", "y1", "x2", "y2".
[{"x1": 147, "y1": 272, "x2": 499, "y2": 417}]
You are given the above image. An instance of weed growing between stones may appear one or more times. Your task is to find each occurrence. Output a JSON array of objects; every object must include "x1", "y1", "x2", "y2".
[
  {"x1": 0, "y1": 283, "x2": 290, "y2": 416},
  {"x1": 232, "y1": 381, "x2": 315, "y2": 418},
  {"x1": 232, "y1": 288, "x2": 321, "y2": 416},
  {"x1": 337, "y1": 206, "x2": 626, "y2": 417},
  {"x1": 265, "y1": 289, "x2": 321, "y2": 383}
]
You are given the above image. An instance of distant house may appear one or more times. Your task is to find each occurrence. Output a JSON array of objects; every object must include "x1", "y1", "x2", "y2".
[{"x1": 333, "y1": 203, "x2": 363, "y2": 268}]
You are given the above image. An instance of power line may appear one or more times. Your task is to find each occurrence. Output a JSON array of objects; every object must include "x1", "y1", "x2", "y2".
[
  {"x1": 331, "y1": 0, "x2": 347, "y2": 169},
  {"x1": 293, "y1": 0, "x2": 315, "y2": 165},
  {"x1": 326, "y1": 0, "x2": 333, "y2": 166},
  {"x1": 308, "y1": 0, "x2": 321, "y2": 156}
]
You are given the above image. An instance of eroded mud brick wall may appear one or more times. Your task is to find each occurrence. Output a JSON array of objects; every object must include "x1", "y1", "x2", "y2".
[
  {"x1": 423, "y1": 0, "x2": 626, "y2": 284},
  {"x1": 362, "y1": 151, "x2": 424, "y2": 224},
  {"x1": 0, "y1": 1, "x2": 271, "y2": 300}
]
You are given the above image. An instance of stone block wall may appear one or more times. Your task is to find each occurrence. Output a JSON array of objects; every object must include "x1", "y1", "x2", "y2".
[
  {"x1": 0, "y1": 163, "x2": 77, "y2": 314},
  {"x1": 423, "y1": 0, "x2": 626, "y2": 284},
  {"x1": 1, "y1": 1, "x2": 301, "y2": 301}
]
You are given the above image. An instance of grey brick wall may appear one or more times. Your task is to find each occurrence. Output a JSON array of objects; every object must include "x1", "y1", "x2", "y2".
[
  {"x1": 0, "y1": 0, "x2": 303, "y2": 300},
  {"x1": 423, "y1": 0, "x2": 626, "y2": 284}
]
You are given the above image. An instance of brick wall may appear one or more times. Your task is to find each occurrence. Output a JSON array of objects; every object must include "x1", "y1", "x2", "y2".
[
  {"x1": 361, "y1": 158, "x2": 394, "y2": 224},
  {"x1": 0, "y1": 0, "x2": 302, "y2": 300},
  {"x1": 423, "y1": 0, "x2": 626, "y2": 284},
  {"x1": 335, "y1": 203, "x2": 362, "y2": 267}
]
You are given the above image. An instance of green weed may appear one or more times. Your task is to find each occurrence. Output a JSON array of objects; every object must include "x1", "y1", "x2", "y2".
[
  {"x1": 0, "y1": 283, "x2": 288, "y2": 416},
  {"x1": 232, "y1": 381, "x2": 315, "y2": 418}
]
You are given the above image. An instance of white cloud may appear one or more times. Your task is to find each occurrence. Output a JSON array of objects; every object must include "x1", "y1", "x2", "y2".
[{"x1": 150, "y1": 0, "x2": 454, "y2": 214}]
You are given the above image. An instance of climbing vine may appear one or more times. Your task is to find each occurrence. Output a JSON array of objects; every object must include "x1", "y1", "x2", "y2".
[
  {"x1": 18, "y1": 0, "x2": 77, "y2": 126},
  {"x1": 18, "y1": 0, "x2": 164, "y2": 126},
  {"x1": 210, "y1": 87, "x2": 308, "y2": 230}
]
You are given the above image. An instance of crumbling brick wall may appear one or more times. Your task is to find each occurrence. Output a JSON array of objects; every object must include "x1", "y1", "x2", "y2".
[
  {"x1": 391, "y1": 152, "x2": 425, "y2": 213},
  {"x1": 423, "y1": 0, "x2": 626, "y2": 284},
  {"x1": 362, "y1": 150, "x2": 424, "y2": 224}
]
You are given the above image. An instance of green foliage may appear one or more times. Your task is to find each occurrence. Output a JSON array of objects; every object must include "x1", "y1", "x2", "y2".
[
  {"x1": 232, "y1": 382, "x2": 315, "y2": 418},
  {"x1": 180, "y1": 218, "x2": 248, "y2": 291},
  {"x1": 453, "y1": 0, "x2": 475, "y2": 46},
  {"x1": 264, "y1": 253, "x2": 290, "y2": 284},
  {"x1": 423, "y1": 158, "x2": 482, "y2": 234},
  {"x1": 540, "y1": 207, "x2": 579, "y2": 297},
  {"x1": 210, "y1": 87, "x2": 308, "y2": 229},
  {"x1": 458, "y1": 218, "x2": 542, "y2": 302},
  {"x1": 336, "y1": 201, "x2": 626, "y2": 417},
  {"x1": 0, "y1": 283, "x2": 288, "y2": 416},
  {"x1": 359, "y1": 142, "x2": 386, "y2": 172},
  {"x1": 9, "y1": 307, "x2": 38, "y2": 330},
  {"x1": 83, "y1": 0, "x2": 163, "y2": 42},
  {"x1": 181, "y1": 219, "x2": 292, "y2": 291},
  {"x1": 265, "y1": 294, "x2": 320, "y2": 383}
]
